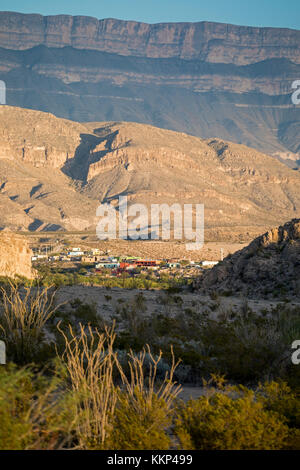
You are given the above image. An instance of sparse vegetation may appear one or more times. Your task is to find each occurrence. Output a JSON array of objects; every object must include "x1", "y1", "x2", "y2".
[
  {"x1": 0, "y1": 279, "x2": 299, "y2": 450},
  {"x1": 0, "y1": 281, "x2": 61, "y2": 364},
  {"x1": 174, "y1": 377, "x2": 290, "y2": 450}
]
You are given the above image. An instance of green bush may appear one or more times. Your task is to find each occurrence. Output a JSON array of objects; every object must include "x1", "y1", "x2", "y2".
[
  {"x1": 0, "y1": 365, "x2": 34, "y2": 450},
  {"x1": 175, "y1": 380, "x2": 289, "y2": 450},
  {"x1": 73, "y1": 302, "x2": 99, "y2": 326},
  {"x1": 200, "y1": 306, "x2": 300, "y2": 382},
  {"x1": 109, "y1": 390, "x2": 171, "y2": 450},
  {"x1": 257, "y1": 381, "x2": 300, "y2": 449},
  {"x1": 0, "y1": 362, "x2": 76, "y2": 450}
]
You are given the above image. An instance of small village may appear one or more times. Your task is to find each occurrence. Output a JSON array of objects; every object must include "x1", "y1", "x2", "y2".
[{"x1": 31, "y1": 245, "x2": 220, "y2": 280}]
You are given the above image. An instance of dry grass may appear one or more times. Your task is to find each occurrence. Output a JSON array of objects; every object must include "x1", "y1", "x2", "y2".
[
  {"x1": 58, "y1": 323, "x2": 118, "y2": 449},
  {"x1": 117, "y1": 346, "x2": 182, "y2": 414},
  {"x1": 0, "y1": 281, "x2": 60, "y2": 363},
  {"x1": 58, "y1": 323, "x2": 182, "y2": 449}
]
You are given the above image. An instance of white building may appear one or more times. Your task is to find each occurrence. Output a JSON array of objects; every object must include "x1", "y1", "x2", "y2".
[
  {"x1": 91, "y1": 248, "x2": 101, "y2": 255},
  {"x1": 96, "y1": 262, "x2": 120, "y2": 269},
  {"x1": 68, "y1": 251, "x2": 84, "y2": 257}
]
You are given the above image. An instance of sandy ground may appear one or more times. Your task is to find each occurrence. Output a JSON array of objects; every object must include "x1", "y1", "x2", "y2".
[
  {"x1": 178, "y1": 386, "x2": 205, "y2": 401},
  {"x1": 56, "y1": 285, "x2": 300, "y2": 322},
  {"x1": 27, "y1": 232, "x2": 248, "y2": 262}
]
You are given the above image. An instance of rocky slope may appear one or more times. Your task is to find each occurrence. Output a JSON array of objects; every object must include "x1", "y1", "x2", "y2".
[
  {"x1": 196, "y1": 219, "x2": 300, "y2": 299},
  {"x1": 0, "y1": 12, "x2": 300, "y2": 163},
  {"x1": 0, "y1": 106, "x2": 300, "y2": 238},
  {"x1": 0, "y1": 231, "x2": 34, "y2": 278}
]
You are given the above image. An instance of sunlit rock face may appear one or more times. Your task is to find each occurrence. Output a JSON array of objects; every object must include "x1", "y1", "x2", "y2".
[{"x1": 0, "y1": 231, "x2": 35, "y2": 279}]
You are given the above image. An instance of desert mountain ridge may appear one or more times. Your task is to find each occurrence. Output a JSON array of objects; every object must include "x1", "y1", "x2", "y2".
[
  {"x1": 0, "y1": 11, "x2": 300, "y2": 64},
  {"x1": 0, "y1": 11, "x2": 300, "y2": 164},
  {"x1": 0, "y1": 106, "x2": 300, "y2": 240}
]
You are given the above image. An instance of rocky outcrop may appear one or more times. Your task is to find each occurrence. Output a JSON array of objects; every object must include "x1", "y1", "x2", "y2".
[
  {"x1": 0, "y1": 231, "x2": 34, "y2": 279},
  {"x1": 196, "y1": 219, "x2": 300, "y2": 299},
  {"x1": 0, "y1": 12, "x2": 300, "y2": 65}
]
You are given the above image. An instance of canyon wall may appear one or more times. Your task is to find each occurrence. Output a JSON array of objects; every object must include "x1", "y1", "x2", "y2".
[
  {"x1": 0, "y1": 12, "x2": 300, "y2": 164},
  {"x1": 0, "y1": 12, "x2": 300, "y2": 65}
]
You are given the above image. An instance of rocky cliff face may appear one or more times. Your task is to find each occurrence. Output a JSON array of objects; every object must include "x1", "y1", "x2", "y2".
[
  {"x1": 0, "y1": 231, "x2": 34, "y2": 279},
  {"x1": 0, "y1": 12, "x2": 300, "y2": 162},
  {"x1": 196, "y1": 219, "x2": 300, "y2": 299},
  {"x1": 0, "y1": 12, "x2": 300, "y2": 65}
]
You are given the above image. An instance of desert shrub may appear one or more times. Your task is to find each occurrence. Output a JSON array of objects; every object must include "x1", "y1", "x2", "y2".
[
  {"x1": 58, "y1": 323, "x2": 118, "y2": 450},
  {"x1": 134, "y1": 292, "x2": 147, "y2": 311},
  {"x1": 175, "y1": 378, "x2": 289, "y2": 450},
  {"x1": 200, "y1": 317, "x2": 276, "y2": 381},
  {"x1": 73, "y1": 302, "x2": 99, "y2": 327},
  {"x1": 166, "y1": 285, "x2": 183, "y2": 294},
  {"x1": 110, "y1": 299, "x2": 299, "y2": 385},
  {"x1": 115, "y1": 327, "x2": 150, "y2": 352},
  {"x1": 110, "y1": 347, "x2": 181, "y2": 450},
  {"x1": 209, "y1": 291, "x2": 219, "y2": 301},
  {"x1": 110, "y1": 390, "x2": 171, "y2": 450},
  {"x1": 1, "y1": 320, "x2": 298, "y2": 451},
  {"x1": 58, "y1": 323, "x2": 181, "y2": 450},
  {"x1": 221, "y1": 290, "x2": 233, "y2": 297},
  {"x1": 0, "y1": 282, "x2": 61, "y2": 364},
  {"x1": 0, "y1": 365, "x2": 34, "y2": 449},
  {"x1": 173, "y1": 295, "x2": 183, "y2": 305},
  {"x1": 257, "y1": 381, "x2": 299, "y2": 425},
  {"x1": 256, "y1": 381, "x2": 300, "y2": 449},
  {"x1": 116, "y1": 293, "x2": 149, "y2": 338},
  {"x1": 200, "y1": 305, "x2": 300, "y2": 382},
  {"x1": 0, "y1": 362, "x2": 76, "y2": 450},
  {"x1": 113, "y1": 307, "x2": 209, "y2": 382},
  {"x1": 70, "y1": 298, "x2": 82, "y2": 309}
]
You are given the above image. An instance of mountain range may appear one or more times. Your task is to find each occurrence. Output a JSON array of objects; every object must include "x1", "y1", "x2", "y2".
[
  {"x1": 0, "y1": 11, "x2": 300, "y2": 167},
  {"x1": 0, "y1": 105, "x2": 300, "y2": 239}
]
